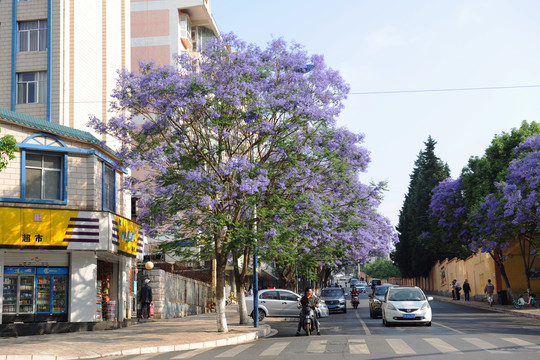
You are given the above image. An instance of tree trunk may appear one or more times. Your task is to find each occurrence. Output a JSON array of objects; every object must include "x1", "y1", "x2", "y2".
[
  {"x1": 233, "y1": 248, "x2": 251, "y2": 324},
  {"x1": 215, "y1": 232, "x2": 228, "y2": 333},
  {"x1": 491, "y1": 251, "x2": 513, "y2": 300}
]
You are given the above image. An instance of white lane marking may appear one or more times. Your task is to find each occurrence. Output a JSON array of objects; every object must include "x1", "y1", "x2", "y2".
[
  {"x1": 502, "y1": 337, "x2": 540, "y2": 350},
  {"x1": 432, "y1": 321, "x2": 466, "y2": 334},
  {"x1": 463, "y1": 338, "x2": 506, "y2": 354},
  {"x1": 386, "y1": 338, "x2": 416, "y2": 354},
  {"x1": 355, "y1": 310, "x2": 371, "y2": 335},
  {"x1": 260, "y1": 342, "x2": 289, "y2": 356},
  {"x1": 349, "y1": 339, "x2": 370, "y2": 354},
  {"x1": 306, "y1": 340, "x2": 327, "y2": 353},
  {"x1": 424, "y1": 338, "x2": 462, "y2": 354},
  {"x1": 215, "y1": 344, "x2": 254, "y2": 358},
  {"x1": 171, "y1": 348, "x2": 212, "y2": 359}
]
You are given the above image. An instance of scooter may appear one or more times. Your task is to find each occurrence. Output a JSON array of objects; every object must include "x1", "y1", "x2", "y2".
[
  {"x1": 351, "y1": 295, "x2": 359, "y2": 309},
  {"x1": 300, "y1": 306, "x2": 316, "y2": 336}
]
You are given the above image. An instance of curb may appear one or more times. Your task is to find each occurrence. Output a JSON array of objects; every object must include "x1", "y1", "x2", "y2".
[{"x1": 0, "y1": 325, "x2": 272, "y2": 360}]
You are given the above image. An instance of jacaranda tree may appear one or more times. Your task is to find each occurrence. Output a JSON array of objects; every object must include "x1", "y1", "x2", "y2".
[
  {"x1": 500, "y1": 135, "x2": 540, "y2": 291},
  {"x1": 90, "y1": 34, "x2": 396, "y2": 332}
]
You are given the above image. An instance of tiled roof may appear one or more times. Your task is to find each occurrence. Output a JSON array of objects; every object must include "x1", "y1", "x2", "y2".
[{"x1": 0, "y1": 107, "x2": 116, "y2": 156}]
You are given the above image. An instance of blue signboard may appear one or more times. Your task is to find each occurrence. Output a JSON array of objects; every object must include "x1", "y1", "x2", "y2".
[
  {"x1": 4, "y1": 267, "x2": 35, "y2": 275},
  {"x1": 36, "y1": 267, "x2": 69, "y2": 275}
]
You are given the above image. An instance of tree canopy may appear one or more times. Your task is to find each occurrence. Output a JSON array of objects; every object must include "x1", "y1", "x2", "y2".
[
  {"x1": 90, "y1": 33, "x2": 397, "y2": 331},
  {"x1": 392, "y1": 136, "x2": 450, "y2": 277}
]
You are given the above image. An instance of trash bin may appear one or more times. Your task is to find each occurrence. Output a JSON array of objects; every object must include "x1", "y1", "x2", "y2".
[{"x1": 498, "y1": 290, "x2": 508, "y2": 305}]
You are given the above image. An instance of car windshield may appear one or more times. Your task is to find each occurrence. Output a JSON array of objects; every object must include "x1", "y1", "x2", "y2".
[
  {"x1": 388, "y1": 289, "x2": 425, "y2": 301},
  {"x1": 374, "y1": 286, "x2": 392, "y2": 296},
  {"x1": 321, "y1": 289, "x2": 343, "y2": 297}
]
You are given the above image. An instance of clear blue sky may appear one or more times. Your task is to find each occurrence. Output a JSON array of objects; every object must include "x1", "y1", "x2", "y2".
[{"x1": 212, "y1": 0, "x2": 540, "y2": 226}]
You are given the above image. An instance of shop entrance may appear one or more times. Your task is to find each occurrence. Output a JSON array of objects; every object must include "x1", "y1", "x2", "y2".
[{"x1": 97, "y1": 260, "x2": 118, "y2": 321}]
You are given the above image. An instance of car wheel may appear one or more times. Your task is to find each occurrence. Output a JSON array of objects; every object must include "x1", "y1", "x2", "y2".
[
  {"x1": 343, "y1": 307, "x2": 347, "y2": 313},
  {"x1": 425, "y1": 321, "x2": 431, "y2": 326},
  {"x1": 384, "y1": 318, "x2": 392, "y2": 327},
  {"x1": 258, "y1": 309, "x2": 265, "y2": 321}
]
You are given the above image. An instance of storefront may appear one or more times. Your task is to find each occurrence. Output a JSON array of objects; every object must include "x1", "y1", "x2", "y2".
[{"x1": 0, "y1": 207, "x2": 144, "y2": 324}]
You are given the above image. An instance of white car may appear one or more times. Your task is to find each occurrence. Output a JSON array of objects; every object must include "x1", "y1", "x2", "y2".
[{"x1": 381, "y1": 286, "x2": 433, "y2": 326}]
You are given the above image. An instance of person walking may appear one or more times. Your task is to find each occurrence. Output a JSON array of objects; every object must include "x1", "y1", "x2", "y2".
[
  {"x1": 484, "y1": 279, "x2": 495, "y2": 306},
  {"x1": 454, "y1": 279, "x2": 461, "y2": 300},
  {"x1": 451, "y1": 280, "x2": 456, "y2": 300},
  {"x1": 139, "y1": 278, "x2": 153, "y2": 319},
  {"x1": 463, "y1": 279, "x2": 471, "y2": 301}
]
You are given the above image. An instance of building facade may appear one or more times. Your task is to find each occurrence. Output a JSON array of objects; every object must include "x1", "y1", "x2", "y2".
[
  {"x1": 130, "y1": 0, "x2": 218, "y2": 70},
  {"x1": 0, "y1": 0, "x2": 129, "y2": 134},
  {"x1": 0, "y1": 108, "x2": 144, "y2": 324}
]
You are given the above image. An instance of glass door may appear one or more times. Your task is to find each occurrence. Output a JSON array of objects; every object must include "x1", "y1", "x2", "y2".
[
  {"x1": 2, "y1": 275, "x2": 18, "y2": 314},
  {"x1": 18, "y1": 275, "x2": 35, "y2": 313},
  {"x1": 52, "y1": 276, "x2": 67, "y2": 313},
  {"x1": 36, "y1": 276, "x2": 52, "y2": 313}
]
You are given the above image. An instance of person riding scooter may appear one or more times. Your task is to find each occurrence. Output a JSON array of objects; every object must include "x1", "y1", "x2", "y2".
[
  {"x1": 296, "y1": 286, "x2": 320, "y2": 336},
  {"x1": 350, "y1": 286, "x2": 360, "y2": 309}
]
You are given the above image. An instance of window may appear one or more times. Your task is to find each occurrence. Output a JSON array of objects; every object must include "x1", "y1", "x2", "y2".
[
  {"x1": 260, "y1": 291, "x2": 279, "y2": 300},
  {"x1": 18, "y1": 20, "x2": 47, "y2": 52},
  {"x1": 279, "y1": 291, "x2": 299, "y2": 301},
  {"x1": 25, "y1": 153, "x2": 63, "y2": 200},
  {"x1": 103, "y1": 164, "x2": 115, "y2": 211},
  {"x1": 179, "y1": 14, "x2": 192, "y2": 40},
  {"x1": 17, "y1": 72, "x2": 46, "y2": 104}
]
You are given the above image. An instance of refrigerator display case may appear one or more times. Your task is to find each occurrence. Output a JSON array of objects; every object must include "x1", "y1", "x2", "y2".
[
  {"x1": 2, "y1": 267, "x2": 36, "y2": 323},
  {"x1": 35, "y1": 267, "x2": 68, "y2": 322}
]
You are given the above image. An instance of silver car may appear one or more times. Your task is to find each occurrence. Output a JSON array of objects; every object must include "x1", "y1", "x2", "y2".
[
  {"x1": 320, "y1": 287, "x2": 347, "y2": 313},
  {"x1": 245, "y1": 289, "x2": 328, "y2": 321}
]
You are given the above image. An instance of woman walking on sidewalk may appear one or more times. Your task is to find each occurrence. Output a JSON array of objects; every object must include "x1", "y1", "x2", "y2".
[
  {"x1": 454, "y1": 280, "x2": 461, "y2": 300},
  {"x1": 463, "y1": 279, "x2": 471, "y2": 301}
]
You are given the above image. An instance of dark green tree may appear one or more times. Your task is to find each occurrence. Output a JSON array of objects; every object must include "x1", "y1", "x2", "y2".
[
  {"x1": 362, "y1": 258, "x2": 401, "y2": 279},
  {"x1": 392, "y1": 136, "x2": 450, "y2": 277}
]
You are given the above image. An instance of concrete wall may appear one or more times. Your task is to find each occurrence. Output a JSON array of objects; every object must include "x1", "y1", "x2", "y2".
[{"x1": 140, "y1": 269, "x2": 212, "y2": 319}]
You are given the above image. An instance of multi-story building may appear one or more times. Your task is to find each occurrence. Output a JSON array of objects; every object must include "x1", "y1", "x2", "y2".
[
  {"x1": 0, "y1": 0, "x2": 142, "y2": 326},
  {"x1": 130, "y1": 0, "x2": 219, "y2": 69},
  {"x1": 0, "y1": 0, "x2": 129, "y2": 133}
]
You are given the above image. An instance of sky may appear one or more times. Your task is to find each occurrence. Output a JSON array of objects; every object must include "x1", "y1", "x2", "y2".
[{"x1": 211, "y1": 0, "x2": 540, "y2": 226}]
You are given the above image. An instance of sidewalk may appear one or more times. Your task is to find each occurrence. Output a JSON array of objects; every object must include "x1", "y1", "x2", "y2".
[
  {"x1": 431, "y1": 294, "x2": 540, "y2": 320},
  {"x1": 0, "y1": 305, "x2": 271, "y2": 360}
]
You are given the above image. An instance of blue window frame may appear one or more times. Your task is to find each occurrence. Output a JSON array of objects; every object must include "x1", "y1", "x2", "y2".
[
  {"x1": 102, "y1": 163, "x2": 116, "y2": 212},
  {"x1": 24, "y1": 152, "x2": 63, "y2": 200}
]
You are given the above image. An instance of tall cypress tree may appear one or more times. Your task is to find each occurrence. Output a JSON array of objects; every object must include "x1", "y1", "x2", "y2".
[{"x1": 392, "y1": 136, "x2": 450, "y2": 277}]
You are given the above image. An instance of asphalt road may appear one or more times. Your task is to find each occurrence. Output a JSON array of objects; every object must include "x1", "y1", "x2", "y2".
[{"x1": 112, "y1": 293, "x2": 540, "y2": 360}]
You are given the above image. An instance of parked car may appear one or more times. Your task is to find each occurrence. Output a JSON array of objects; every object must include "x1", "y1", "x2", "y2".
[
  {"x1": 320, "y1": 287, "x2": 347, "y2": 313},
  {"x1": 245, "y1": 289, "x2": 329, "y2": 321},
  {"x1": 381, "y1": 286, "x2": 433, "y2": 326},
  {"x1": 368, "y1": 283, "x2": 397, "y2": 318}
]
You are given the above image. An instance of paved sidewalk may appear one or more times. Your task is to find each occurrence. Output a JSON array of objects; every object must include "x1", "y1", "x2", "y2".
[
  {"x1": 0, "y1": 305, "x2": 271, "y2": 360},
  {"x1": 432, "y1": 294, "x2": 540, "y2": 320}
]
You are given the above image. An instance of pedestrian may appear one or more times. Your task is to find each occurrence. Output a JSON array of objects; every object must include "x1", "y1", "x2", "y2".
[
  {"x1": 451, "y1": 279, "x2": 456, "y2": 300},
  {"x1": 454, "y1": 279, "x2": 461, "y2": 300},
  {"x1": 248, "y1": 285, "x2": 253, "y2": 296},
  {"x1": 463, "y1": 279, "x2": 471, "y2": 301},
  {"x1": 139, "y1": 278, "x2": 153, "y2": 319},
  {"x1": 371, "y1": 280, "x2": 377, "y2": 295},
  {"x1": 484, "y1": 279, "x2": 495, "y2": 305}
]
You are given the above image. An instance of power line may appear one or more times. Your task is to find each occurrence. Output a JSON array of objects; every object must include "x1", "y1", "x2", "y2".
[{"x1": 349, "y1": 84, "x2": 540, "y2": 95}]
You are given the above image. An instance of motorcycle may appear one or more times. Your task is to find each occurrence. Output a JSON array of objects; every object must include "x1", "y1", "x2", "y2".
[
  {"x1": 300, "y1": 306, "x2": 316, "y2": 336},
  {"x1": 351, "y1": 294, "x2": 359, "y2": 309}
]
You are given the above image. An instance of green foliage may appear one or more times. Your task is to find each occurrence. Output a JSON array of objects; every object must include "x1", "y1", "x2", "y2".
[
  {"x1": 461, "y1": 121, "x2": 540, "y2": 209},
  {"x1": 361, "y1": 258, "x2": 401, "y2": 279},
  {"x1": 0, "y1": 129, "x2": 18, "y2": 172},
  {"x1": 392, "y1": 136, "x2": 451, "y2": 277}
]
